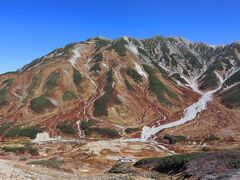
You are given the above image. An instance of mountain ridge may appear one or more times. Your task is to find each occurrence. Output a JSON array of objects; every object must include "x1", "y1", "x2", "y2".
[
  {"x1": 0, "y1": 35, "x2": 239, "y2": 142},
  {"x1": 3, "y1": 35, "x2": 239, "y2": 75}
]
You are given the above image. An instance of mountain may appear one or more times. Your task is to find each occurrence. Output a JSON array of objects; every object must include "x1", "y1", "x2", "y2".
[
  {"x1": 0, "y1": 36, "x2": 240, "y2": 141},
  {"x1": 1, "y1": 35, "x2": 240, "y2": 179}
]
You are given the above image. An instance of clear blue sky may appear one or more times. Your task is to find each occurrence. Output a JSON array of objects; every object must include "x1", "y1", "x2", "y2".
[{"x1": 0, "y1": 0, "x2": 240, "y2": 73}]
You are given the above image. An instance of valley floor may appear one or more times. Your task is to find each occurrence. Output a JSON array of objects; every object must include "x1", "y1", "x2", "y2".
[
  {"x1": 0, "y1": 140, "x2": 168, "y2": 180},
  {"x1": 0, "y1": 137, "x2": 240, "y2": 179}
]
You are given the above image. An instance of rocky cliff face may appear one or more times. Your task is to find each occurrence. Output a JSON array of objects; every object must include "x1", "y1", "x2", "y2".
[{"x1": 0, "y1": 36, "x2": 239, "y2": 139}]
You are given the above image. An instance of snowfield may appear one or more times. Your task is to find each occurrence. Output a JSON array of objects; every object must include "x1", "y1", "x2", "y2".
[{"x1": 68, "y1": 44, "x2": 85, "y2": 68}]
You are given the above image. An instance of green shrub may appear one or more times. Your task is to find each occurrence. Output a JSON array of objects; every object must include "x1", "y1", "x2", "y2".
[
  {"x1": 93, "y1": 53, "x2": 103, "y2": 62},
  {"x1": 0, "y1": 123, "x2": 11, "y2": 135},
  {"x1": 135, "y1": 153, "x2": 203, "y2": 174},
  {"x1": 184, "y1": 53, "x2": 203, "y2": 69},
  {"x1": 19, "y1": 125, "x2": 43, "y2": 139},
  {"x1": 152, "y1": 61, "x2": 168, "y2": 77},
  {"x1": 164, "y1": 134, "x2": 186, "y2": 144},
  {"x1": 224, "y1": 70, "x2": 240, "y2": 87},
  {"x1": 214, "y1": 60, "x2": 224, "y2": 71},
  {"x1": 221, "y1": 88, "x2": 240, "y2": 108},
  {"x1": 200, "y1": 71, "x2": 218, "y2": 90},
  {"x1": 56, "y1": 121, "x2": 76, "y2": 134},
  {"x1": 3, "y1": 146, "x2": 26, "y2": 153},
  {"x1": 30, "y1": 95, "x2": 54, "y2": 112},
  {"x1": 62, "y1": 91, "x2": 77, "y2": 101},
  {"x1": 93, "y1": 70, "x2": 114, "y2": 116},
  {"x1": 127, "y1": 68, "x2": 143, "y2": 82},
  {"x1": 27, "y1": 75, "x2": 40, "y2": 99},
  {"x1": 0, "y1": 87, "x2": 8, "y2": 106},
  {"x1": 90, "y1": 63, "x2": 101, "y2": 72},
  {"x1": 143, "y1": 65, "x2": 178, "y2": 106},
  {"x1": 161, "y1": 42, "x2": 170, "y2": 54},
  {"x1": 171, "y1": 73, "x2": 188, "y2": 85},
  {"x1": 171, "y1": 56, "x2": 178, "y2": 67},
  {"x1": 73, "y1": 68, "x2": 82, "y2": 86},
  {"x1": 80, "y1": 120, "x2": 96, "y2": 130},
  {"x1": 46, "y1": 72, "x2": 60, "y2": 90},
  {"x1": 4, "y1": 127, "x2": 21, "y2": 138},
  {"x1": 138, "y1": 47, "x2": 149, "y2": 57},
  {"x1": 28, "y1": 147, "x2": 39, "y2": 156},
  {"x1": 109, "y1": 163, "x2": 135, "y2": 174},
  {"x1": 3, "y1": 145, "x2": 38, "y2": 156},
  {"x1": 124, "y1": 79, "x2": 134, "y2": 91},
  {"x1": 222, "y1": 58, "x2": 233, "y2": 69},
  {"x1": 27, "y1": 158, "x2": 63, "y2": 169},
  {"x1": 3, "y1": 78, "x2": 15, "y2": 86},
  {"x1": 125, "y1": 128, "x2": 139, "y2": 134},
  {"x1": 93, "y1": 95, "x2": 108, "y2": 116},
  {"x1": 5, "y1": 125, "x2": 43, "y2": 139},
  {"x1": 204, "y1": 135, "x2": 220, "y2": 142},
  {"x1": 86, "y1": 127, "x2": 119, "y2": 138},
  {"x1": 108, "y1": 38, "x2": 128, "y2": 56}
]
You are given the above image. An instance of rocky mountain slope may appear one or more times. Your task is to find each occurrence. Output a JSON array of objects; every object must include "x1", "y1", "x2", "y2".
[{"x1": 0, "y1": 36, "x2": 240, "y2": 141}]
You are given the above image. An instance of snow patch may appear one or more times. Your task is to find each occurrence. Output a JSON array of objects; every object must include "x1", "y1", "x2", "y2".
[
  {"x1": 157, "y1": 144, "x2": 176, "y2": 154},
  {"x1": 134, "y1": 63, "x2": 148, "y2": 79},
  {"x1": 123, "y1": 36, "x2": 139, "y2": 56},
  {"x1": 125, "y1": 43, "x2": 139, "y2": 55},
  {"x1": 215, "y1": 71, "x2": 224, "y2": 85},
  {"x1": 47, "y1": 97, "x2": 58, "y2": 106},
  {"x1": 222, "y1": 82, "x2": 240, "y2": 93},
  {"x1": 32, "y1": 132, "x2": 61, "y2": 144},
  {"x1": 68, "y1": 45, "x2": 85, "y2": 68},
  {"x1": 102, "y1": 63, "x2": 109, "y2": 69}
]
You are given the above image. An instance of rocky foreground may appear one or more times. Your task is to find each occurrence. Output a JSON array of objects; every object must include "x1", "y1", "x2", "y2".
[{"x1": 0, "y1": 134, "x2": 240, "y2": 180}]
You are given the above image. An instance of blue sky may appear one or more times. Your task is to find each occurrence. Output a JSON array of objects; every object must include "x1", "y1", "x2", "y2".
[{"x1": 0, "y1": 0, "x2": 240, "y2": 73}]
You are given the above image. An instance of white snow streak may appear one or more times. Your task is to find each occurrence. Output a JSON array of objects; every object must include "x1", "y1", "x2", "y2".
[
  {"x1": 68, "y1": 45, "x2": 84, "y2": 68},
  {"x1": 125, "y1": 43, "x2": 139, "y2": 55},
  {"x1": 47, "y1": 97, "x2": 58, "y2": 106},
  {"x1": 134, "y1": 63, "x2": 148, "y2": 79},
  {"x1": 123, "y1": 36, "x2": 139, "y2": 56},
  {"x1": 102, "y1": 63, "x2": 109, "y2": 69},
  {"x1": 76, "y1": 120, "x2": 85, "y2": 138}
]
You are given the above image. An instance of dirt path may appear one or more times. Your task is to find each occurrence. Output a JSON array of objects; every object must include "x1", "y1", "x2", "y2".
[{"x1": 0, "y1": 159, "x2": 76, "y2": 180}]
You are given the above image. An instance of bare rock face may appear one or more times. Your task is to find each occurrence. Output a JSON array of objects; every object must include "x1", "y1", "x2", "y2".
[{"x1": 0, "y1": 36, "x2": 239, "y2": 140}]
